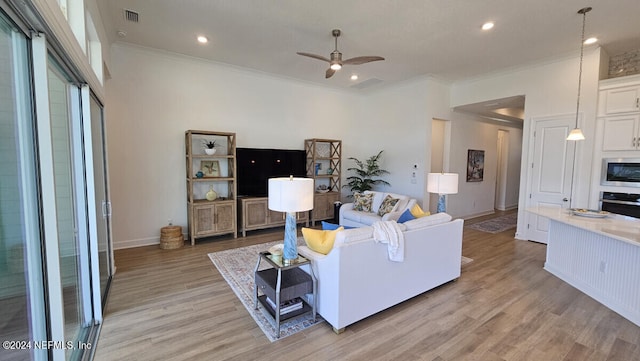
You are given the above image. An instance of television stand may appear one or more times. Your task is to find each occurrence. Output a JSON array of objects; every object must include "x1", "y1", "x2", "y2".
[{"x1": 237, "y1": 196, "x2": 309, "y2": 237}]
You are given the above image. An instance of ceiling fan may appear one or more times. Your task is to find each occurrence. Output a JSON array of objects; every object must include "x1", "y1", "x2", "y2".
[{"x1": 297, "y1": 29, "x2": 385, "y2": 79}]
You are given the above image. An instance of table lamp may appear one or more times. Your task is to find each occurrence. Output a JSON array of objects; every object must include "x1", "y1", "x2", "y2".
[
  {"x1": 268, "y1": 176, "x2": 314, "y2": 265},
  {"x1": 427, "y1": 173, "x2": 458, "y2": 213}
]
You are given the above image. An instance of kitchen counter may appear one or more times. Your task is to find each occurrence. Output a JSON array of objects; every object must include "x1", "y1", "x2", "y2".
[
  {"x1": 527, "y1": 206, "x2": 640, "y2": 246},
  {"x1": 527, "y1": 206, "x2": 640, "y2": 327}
]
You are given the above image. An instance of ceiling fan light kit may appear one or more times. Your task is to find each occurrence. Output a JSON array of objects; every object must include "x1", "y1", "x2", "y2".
[{"x1": 297, "y1": 29, "x2": 385, "y2": 79}]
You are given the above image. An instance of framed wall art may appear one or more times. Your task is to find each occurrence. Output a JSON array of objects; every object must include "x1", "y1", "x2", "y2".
[
  {"x1": 466, "y1": 149, "x2": 484, "y2": 182},
  {"x1": 200, "y1": 160, "x2": 220, "y2": 177}
]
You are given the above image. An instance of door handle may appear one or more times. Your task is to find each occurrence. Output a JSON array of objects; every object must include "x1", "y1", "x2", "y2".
[{"x1": 562, "y1": 198, "x2": 569, "y2": 202}]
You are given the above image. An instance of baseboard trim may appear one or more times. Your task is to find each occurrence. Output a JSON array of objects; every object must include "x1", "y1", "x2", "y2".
[
  {"x1": 114, "y1": 233, "x2": 187, "y2": 250},
  {"x1": 461, "y1": 210, "x2": 495, "y2": 220}
]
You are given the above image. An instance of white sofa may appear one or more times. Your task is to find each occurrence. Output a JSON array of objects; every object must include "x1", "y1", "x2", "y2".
[
  {"x1": 298, "y1": 213, "x2": 464, "y2": 332},
  {"x1": 339, "y1": 190, "x2": 417, "y2": 227}
]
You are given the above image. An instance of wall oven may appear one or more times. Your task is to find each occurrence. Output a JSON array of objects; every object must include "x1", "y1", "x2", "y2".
[
  {"x1": 601, "y1": 192, "x2": 640, "y2": 219},
  {"x1": 601, "y1": 158, "x2": 640, "y2": 187}
]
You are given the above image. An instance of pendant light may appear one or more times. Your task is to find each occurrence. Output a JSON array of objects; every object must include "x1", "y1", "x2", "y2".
[{"x1": 567, "y1": 7, "x2": 591, "y2": 141}]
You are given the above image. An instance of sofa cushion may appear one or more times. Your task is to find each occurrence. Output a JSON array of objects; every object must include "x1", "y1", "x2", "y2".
[
  {"x1": 365, "y1": 191, "x2": 409, "y2": 214},
  {"x1": 410, "y1": 204, "x2": 430, "y2": 218},
  {"x1": 353, "y1": 192, "x2": 374, "y2": 212},
  {"x1": 403, "y1": 213, "x2": 452, "y2": 230},
  {"x1": 377, "y1": 195, "x2": 400, "y2": 216},
  {"x1": 342, "y1": 209, "x2": 383, "y2": 226},
  {"x1": 302, "y1": 227, "x2": 343, "y2": 254},
  {"x1": 397, "y1": 209, "x2": 416, "y2": 223},
  {"x1": 321, "y1": 221, "x2": 356, "y2": 230}
]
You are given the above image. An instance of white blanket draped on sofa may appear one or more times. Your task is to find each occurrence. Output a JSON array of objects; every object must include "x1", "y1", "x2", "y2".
[{"x1": 372, "y1": 221, "x2": 405, "y2": 262}]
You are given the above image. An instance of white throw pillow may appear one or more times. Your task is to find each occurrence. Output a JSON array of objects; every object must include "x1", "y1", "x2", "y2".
[{"x1": 403, "y1": 213, "x2": 452, "y2": 230}]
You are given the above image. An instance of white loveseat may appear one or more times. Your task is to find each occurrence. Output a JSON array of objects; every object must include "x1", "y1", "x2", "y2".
[
  {"x1": 339, "y1": 190, "x2": 417, "y2": 227},
  {"x1": 298, "y1": 213, "x2": 464, "y2": 332}
]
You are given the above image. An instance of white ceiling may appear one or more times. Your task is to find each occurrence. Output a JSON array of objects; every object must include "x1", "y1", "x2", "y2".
[{"x1": 97, "y1": 0, "x2": 640, "y2": 92}]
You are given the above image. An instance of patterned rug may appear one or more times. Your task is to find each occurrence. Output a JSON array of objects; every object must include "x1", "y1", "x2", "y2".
[
  {"x1": 466, "y1": 213, "x2": 518, "y2": 234},
  {"x1": 208, "y1": 240, "x2": 324, "y2": 342}
]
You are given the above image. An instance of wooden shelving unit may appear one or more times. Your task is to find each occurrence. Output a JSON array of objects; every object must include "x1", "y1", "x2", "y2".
[
  {"x1": 185, "y1": 130, "x2": 237, "y2": 244},
  {"x1": 305, "y1": 138, "x2": 342, "y2": 225}
]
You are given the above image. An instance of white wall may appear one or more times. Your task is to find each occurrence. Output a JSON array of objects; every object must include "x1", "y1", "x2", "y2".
[
  {"x1": 451, "y1": 47, "x2": 602, "y2": 240},
  {"x1": 358, "y1": 77, "x2": 452, "y2": 206},
  {"x1": 106, "y1": 44, "x2": 460, "y2": 248},
  {"x1": 446, "y1": 113, "x2": 523, "y2": 218}
]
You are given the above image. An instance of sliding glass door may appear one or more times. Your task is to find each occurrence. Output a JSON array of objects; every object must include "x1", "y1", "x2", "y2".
[
  {"x1": 1, "y1": 2, "x2": 112, "y2": 359},
  {"x1": 0, "y1": 10, "x2": 47, "y2": 361},
  {"x1": 47, "y1": 57, "x2": 93, "y2": 359},
  {"x1": 88, "y1": 93, "x2": 112, "y2": 305}
]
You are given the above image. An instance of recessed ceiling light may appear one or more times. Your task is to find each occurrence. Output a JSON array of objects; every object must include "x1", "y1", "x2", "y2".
[
  {"x1": 197, "y1": 35, "x2": 208, "y2": 44},
  {"x1": 350, "y1": 74, "x2": 358, "y2": 80},
  {"x1": 584, "y1": 37, "x2": 598, "y2": 45},
  {"x1": 482, "y1": 22, "x2": 494, "y2": 30}
]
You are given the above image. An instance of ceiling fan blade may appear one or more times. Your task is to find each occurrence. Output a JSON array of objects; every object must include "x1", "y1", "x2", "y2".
[
  {"x1": 297, "y1": 52, "x2": 330, "y2": 63},
  {"x1": 342, "y1": 56, "x2": 385, "y2": 65},
  {"x1": 325, "y1": 68, "x2": 336, "y2": 79}
]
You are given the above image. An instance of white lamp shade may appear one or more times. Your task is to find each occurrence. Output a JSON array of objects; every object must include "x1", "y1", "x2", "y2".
[
  {"x1": 427, "y1": 173, "x2": 459, "y2": 194},
  {"x1": 268, "y1": 177, "x2": 314, "y2": 212},
  {"x1": 567, "y1": 128, "x2": 585, "y2": 141}
]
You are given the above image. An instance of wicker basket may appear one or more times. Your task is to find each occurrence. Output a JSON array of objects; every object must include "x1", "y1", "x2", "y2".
[{"x1": 160, "y1": 225, "x2": 184, "y2": 249}]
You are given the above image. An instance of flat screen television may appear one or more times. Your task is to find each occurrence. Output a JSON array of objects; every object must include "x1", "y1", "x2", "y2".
[{"x1": 236, "y1": 147, "x2": 307, "y2": 197}]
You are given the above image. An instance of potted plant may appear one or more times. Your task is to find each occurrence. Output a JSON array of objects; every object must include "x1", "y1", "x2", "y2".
[
  {"x1": 343, "y1": 150, "x2": 390, "y2": 195},
  {"x1": 203, "y1": 140, "x2": 217, "y2": 155}
]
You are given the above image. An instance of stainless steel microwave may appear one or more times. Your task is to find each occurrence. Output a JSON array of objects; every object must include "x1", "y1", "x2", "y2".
[{"x1": 601, "y1": 158, "x2": 640, "y2": 187}]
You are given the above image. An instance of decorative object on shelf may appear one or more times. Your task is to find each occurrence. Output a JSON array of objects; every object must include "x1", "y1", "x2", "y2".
[
  {"x1": 268, "y1": 244, "x2": 283, "y2": 263},
  {"x1": 200, "y1": 160, "x2": 220, "y2": 177},
  {"x1": 268, "y1": 176, "x2": 314, "y2": 265},
  {"x1": 316, "y1": 184, "x2": 329, "y2": 193},
  {"x1": 326, "y1": 168, "x2": 333, "y2": 175},
  {"x1": 567, "y1": 7, "x2": 592, "y2": 141},
  {"x1": 427, "y1": 172, "x2": 459, "y2": 213},
  {"x1": 206, "y1": 186, "x2": 218, "y2": 201},
  {"x1": 195, "y1": 170, "x2": 204, "y2": 178},
  {"x1": 466, "y1": 149, "x2": 484, "y2": 182},
  {"x1": 343, "y1": 150, "x2": 390, "y2": 195},
  {"x1": 203, "y1": 139, "x2": 218, "y2": 155},
  {"x1": 314, "y1": 163, "x2": 321, "y2": 175}
]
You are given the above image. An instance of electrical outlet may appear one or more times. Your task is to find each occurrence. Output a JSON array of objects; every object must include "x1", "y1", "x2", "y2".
[{"x1": 599, "y1": 261, "x2": 607, "y2": 273}]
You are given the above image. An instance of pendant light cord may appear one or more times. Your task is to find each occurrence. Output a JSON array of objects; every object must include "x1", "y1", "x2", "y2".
[{"x1": 575, "y1": 8, "x2": 589, "y2": 128}]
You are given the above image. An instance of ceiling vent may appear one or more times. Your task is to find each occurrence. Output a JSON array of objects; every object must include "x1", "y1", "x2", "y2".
[{"x1": 124, "y1": 9, "x2": 139, "y2": 23}]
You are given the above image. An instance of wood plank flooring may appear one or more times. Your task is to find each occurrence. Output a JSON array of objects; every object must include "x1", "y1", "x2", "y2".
[{"x1": 94, "y1": 211, "x2": 640, "y2": 361}]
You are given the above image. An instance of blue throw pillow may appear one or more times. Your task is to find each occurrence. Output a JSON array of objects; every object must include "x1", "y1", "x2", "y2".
[
  {"x1": 321, "y1": 221, "x2": 355, "y2": 230},
  {"x1": 397, "y1": 209, "x2": 416, "y2": 223}
]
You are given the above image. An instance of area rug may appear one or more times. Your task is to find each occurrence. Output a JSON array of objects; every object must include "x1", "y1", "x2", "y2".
[
  {"x1": 466, "y1": 213, "x2": 518, "y2": 234},
  {"x1": 208, "y1": 240, "x2": 324, "y2": 342}
]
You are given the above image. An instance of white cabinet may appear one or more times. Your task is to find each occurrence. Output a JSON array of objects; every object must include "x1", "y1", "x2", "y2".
[
  {"x1": 598, "y1": 75, "x2": 640, "y2": 116},
  {"x1": 602, "y1": 115, "x2": 640, "y2": 151},
  {"x1": 599, "y1": 75, "x2": 640, "y2": 152},
  {"x1": 601, "y1": 86, "x2": 640, "y2": 115}
]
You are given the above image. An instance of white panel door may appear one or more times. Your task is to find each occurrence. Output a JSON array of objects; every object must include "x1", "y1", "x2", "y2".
[{"x1": 527, "y1": 115, "x2": 576, "y2": 244}]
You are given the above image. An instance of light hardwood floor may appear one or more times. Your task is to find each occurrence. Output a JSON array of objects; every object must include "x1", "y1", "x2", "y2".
[{"x1": 94, "y1": 211, "x2": 640, "y2": 361}]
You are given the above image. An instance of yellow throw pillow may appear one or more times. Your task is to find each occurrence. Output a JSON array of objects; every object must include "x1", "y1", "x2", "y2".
[
  {"x1": 302, "y1": 227, "x2": 343, "y2": 255},
  {"x1": 410, "y1": 204, "x2": 431, "y2": 218}
]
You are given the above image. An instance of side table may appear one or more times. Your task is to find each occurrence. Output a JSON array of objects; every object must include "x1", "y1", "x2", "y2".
[{"x1": 254, "y1": 252, "x2": 317, "y2": 338}]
